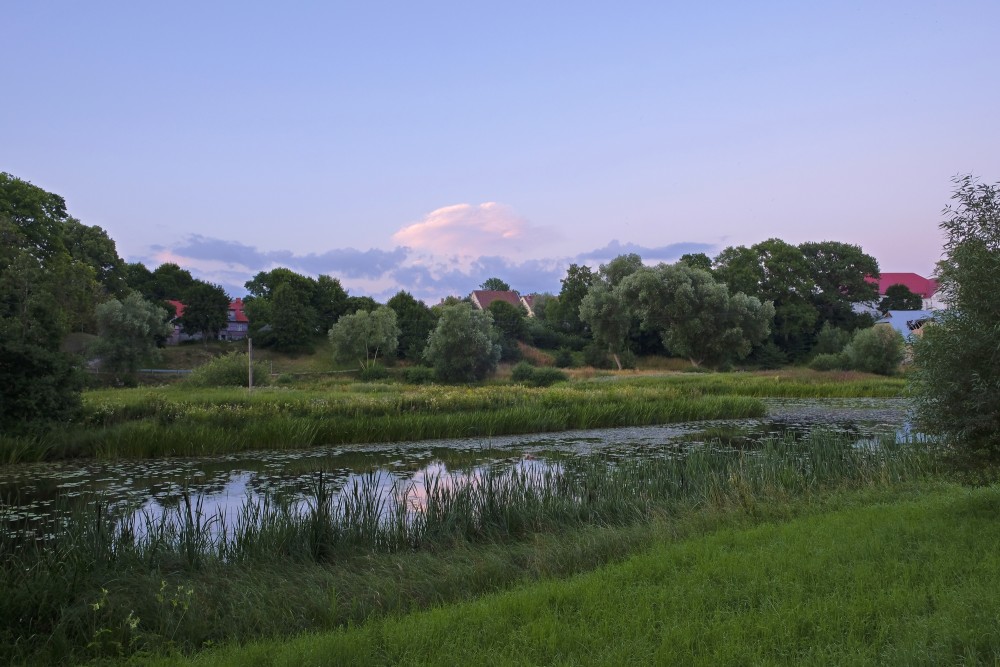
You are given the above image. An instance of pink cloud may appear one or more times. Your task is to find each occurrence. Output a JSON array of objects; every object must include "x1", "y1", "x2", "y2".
[{"x1": 392, "y1": 202, "x2": 552, "y2": 259}]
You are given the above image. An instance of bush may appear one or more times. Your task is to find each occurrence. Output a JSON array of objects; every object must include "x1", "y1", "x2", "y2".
[
  {"x1": 359, "y1": 364, "x2": 389, "y2": 381},
  {"x1": 813, "y1": 322, "x2": 851, "y2": 355},
  {"x1": 582, "y1": 343, "x2": 610, "y2": 369},
  {"x1": 530, "y1": 367, "x2": 569, "y2": 387},
  {"x1": 423, "y1": 305, "x2": 501, "y2": 382},
  {"x1": 404, "y1": 366, "x2": 435, "y2": 385},
  {"x1": 808, "y1": 353, "x2": 847, "y2": 372},
  {"x1": 510, "y1": 361, "x2": 535, "y2": 383},
  {"x1": 843, "y1": 326, "x2": 904, "y2": 375},
  {"x1": 186, "y1": 352, "x2": 269, "y2": 387},
  {"x1": 749, "y1": 342, "x2": 787, "y2": 370},
  {"x1": 554, "y1": 348, "x2": 574, "y2": 368}
]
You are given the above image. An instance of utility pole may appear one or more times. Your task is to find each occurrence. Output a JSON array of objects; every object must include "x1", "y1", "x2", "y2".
[{"x1": 248, "y1": 336, "x2": 253, "y2": 393}]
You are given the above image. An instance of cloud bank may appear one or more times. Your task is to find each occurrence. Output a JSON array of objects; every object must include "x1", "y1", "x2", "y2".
[{"x1": 137, "y1": 202, "x2": 718, "y2": 304}]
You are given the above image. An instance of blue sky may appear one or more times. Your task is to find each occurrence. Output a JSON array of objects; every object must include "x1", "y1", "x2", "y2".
[{"x1": 5, "y1": 2, "x2": 999, "y2": 302}]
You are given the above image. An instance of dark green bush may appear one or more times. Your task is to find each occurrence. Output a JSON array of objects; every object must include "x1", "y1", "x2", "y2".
[
  {"x1": 404, "y1": 366, "x2": 435, "y2": 385},
  {"x1": 359, "y1": 364, "x2": 390, "y2": 381},
  {"x1": 808, "y1": 353, "x2": 847, "y2": 372},
  {"x1": 186, "y1": 352, "x2": 269, "y2": 387},
  {"x1": 553, "y1": 348, "x2": 574, "y2": 368},
  {"x1": 843, "y1": 326, "x2": 904, "y2": 375},
  {"x1": 510, "y1": 361, "x2": 535, "y2": 383},
  {"x1": 530, "y1": 367, "x2": 568, "y2": 387}
]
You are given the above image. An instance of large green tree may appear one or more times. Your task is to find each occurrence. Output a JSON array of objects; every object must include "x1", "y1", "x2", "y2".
[
  {"x1": 479, "y1": 277, "x2": 511, "y2": 291},
  {"x1": 91, "y1": 293, "x2": 173, "y2": 380},
  {"x1": 0, "y1": 174, "x2": 87, "y2": 431},
  {"x1": 912, "y1": 175, "x2": 1000, "y2": 456},
  {"x1": 386, "y1": 291, "x2": 438, "y2": 361},
  {"x1": 799, "y1": 241, "x2": 879, "y2": 329},
  {"x1": 621, "y1": 264, "x2": 774, "y2": 367},
  {"x1": 178, "y1": 282, "x2": 230, "y2": 342},
  {"x1": 879, "y1": 284, "x2": 923, "y2": 311},
  {"x1": 328, "y1": 306, "x2": 400, "y2": 370},
  {"x1": 714, "y1": 239, "x2": 818, "y2": 359},
  {"x1": 549, "y1": 263, "x2": 594, "y2": 335},
  {"x1": 423, "y1": 304, "x2": 501, "y2": 382}
]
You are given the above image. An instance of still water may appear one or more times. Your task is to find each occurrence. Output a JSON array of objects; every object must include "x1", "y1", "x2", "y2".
[{"x1": 1, "y1": 398, "x2": 909, "y2": 530}]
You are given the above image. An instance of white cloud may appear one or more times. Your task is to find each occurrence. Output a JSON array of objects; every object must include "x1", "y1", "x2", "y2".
[{"x1": 392, "y1": 203, "x2": 555, "y2": 264}]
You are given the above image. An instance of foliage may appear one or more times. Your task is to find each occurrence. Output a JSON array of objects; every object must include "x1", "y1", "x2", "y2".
[
  {"x1": 548, "y1": 263, "x2": 594, "y2": 335},
  {"x1": 91, "y1": 293, "x2": 173, "y2": 378},
  {"x1": 879, "y1": 283, "x2": 923, "y2": 311},
  {"x1": 808, "y1": 352, "x2": 848, "y2": 372},
  {"x1": 714, "y1": 239, "x2": 818, "y2": 359},
  {"x1": 328, "y1": 306, "x2": 400, "y2": 369},
  {"x1": 677, "y1": 252, "x2": 713, "y2": 271},
  {"x1": 799, "y1": 241, "x2": 880, "y2": 329},
  {"x1": 403, "y1": 366, "x2": 435, "y2": 384},
  {"x1": 479, "y1": 277, "x2": 511, "y2": 291},
  {"x1": 842, "y1": 326, "x2": 904, "y2": 375},
  {"x1": 812, "y1": 321, "x2": 851, "y2": 355},
  {"x1": 386, "y1": 291, "x2": 437, "y2": 361},
  {"x1": 263, "y1": 282, "x2": 317, "y2": 353},
  {"x1": 62, "y1": 217, "x2": 128, "y2": 297},
  {"x1": 510, "y1": 361, "x2": 535, "y2": 383},
  {"x1": 912, "y1": 175, "x2": 1000, "y2": 455},
  {"x1": 0, "y1": 174, "x2": 92, "y2": 432},
  {"x1": 748, "y1": 341, "x2": 788, "y2": 370},
  {"x1": 621, "y1": 264, "x2": 774, "y2": 367},
  {"x1": 578, "y1": 282, "x2": 631, "y2": 369},
  {"x1": 244, "y1": 268, "x2": 350, "y2": 351},
  {"x1": 487, "y1": 299, "x2": 526, "y2": 340},
  {"x1": 553, "y1": 348, "x2": 574, "y2": 368},
  {"x1": 359, "y1": 364, "x2": 389, "y2": 381},
  {"x1": 178, "y1": 282, "x2": 230, "y2": 341},
  {"x1": 423, "y1": 305, "x2": 501, "y2": 382},
  {"x1": 186, "y1": 351, "x2": 270, "y2": 387}
]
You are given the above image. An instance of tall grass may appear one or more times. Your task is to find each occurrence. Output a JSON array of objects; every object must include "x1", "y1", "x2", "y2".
[{"x1": 0, "y1": 431, "x2": 935, "y2": 663}]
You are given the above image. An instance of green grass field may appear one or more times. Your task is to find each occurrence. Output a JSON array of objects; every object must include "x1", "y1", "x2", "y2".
[{"x1": 157, "y1": 482, "x2": 1000, "y2": 666}]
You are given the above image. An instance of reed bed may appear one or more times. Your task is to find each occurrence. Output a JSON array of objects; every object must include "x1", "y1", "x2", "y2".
[
  {"x1": 0, "y1": 431, "x2": 935, "y2": 663},
  {"x1": 2, "y1": 382, "x2": 768, "y2": 462}
]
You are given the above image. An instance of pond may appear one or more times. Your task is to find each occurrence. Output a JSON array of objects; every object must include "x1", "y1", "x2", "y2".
[{"x1": 0, "y1": 398, "x2": 911, "y2": 536}]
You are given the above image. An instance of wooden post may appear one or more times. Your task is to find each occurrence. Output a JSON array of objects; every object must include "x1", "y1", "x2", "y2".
[{"x1": 248, "y1": 336, "x2": 253, "y2": 393}]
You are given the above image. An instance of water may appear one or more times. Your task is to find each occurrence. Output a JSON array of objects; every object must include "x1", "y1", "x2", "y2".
[{"x1": 0, "y1": 398, "x2": 911, "y2": 533}]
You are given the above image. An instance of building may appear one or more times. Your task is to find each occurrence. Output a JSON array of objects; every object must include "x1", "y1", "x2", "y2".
[
  {"x1": 868, "y1": 272, "x2": 941, "y2": 310},
  {"x1": 165, "y1": 298, "x2": 249, "y2": 344},
  {"x1": 470, "y1": 290, "x2": 523, "y2": 311}
]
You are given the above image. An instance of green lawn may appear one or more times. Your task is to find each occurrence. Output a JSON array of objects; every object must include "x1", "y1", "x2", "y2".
[{"x1": 159, "y1": 483, "x2": 1000, "y2": 666}]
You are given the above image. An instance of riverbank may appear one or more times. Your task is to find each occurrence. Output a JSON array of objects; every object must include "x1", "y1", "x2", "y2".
[
  {"x1": 1, "y1": 371, "x2": 904, "y2": 463},
  {"x1": 157, "y1": 481, "x2": 1000, "y2": 666}
]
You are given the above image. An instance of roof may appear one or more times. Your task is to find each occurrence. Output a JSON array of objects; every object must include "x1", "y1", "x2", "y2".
[
  {"x1": 867, "y1": 273, "x2": 938, "y2": 298},
  {"x1": 877, "y1": 309, "x2": 936, "y2": 338},
  {"x1": 165, "y1": 298, "x2": 247, "y2": 322},
  {"x1": 229, "y1": 297, "x2": 249, "y2": 323},
  {"x1": 471, "y1": 290, "x2": 522, "y2": 310}
]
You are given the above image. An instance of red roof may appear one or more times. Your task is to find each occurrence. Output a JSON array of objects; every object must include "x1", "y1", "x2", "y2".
[
  {"x1": 229, "y1": 298, "x2": 249, "y2": 323},
  {"x1": 166, "y1": 299, "x2": 185, "y2": 318},
  {"x1": 165, "y1": 298, "x2": 248, "y2": 322},
  {"x1": 471, "y1": 290, "x2": 522, "y2": 310},
  {"x1": 867, "y1": 273, "x2": 938, "y2": 298}
]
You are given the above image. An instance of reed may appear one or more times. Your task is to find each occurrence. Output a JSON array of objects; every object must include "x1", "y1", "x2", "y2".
[{"x1": 0, "y1": 431, "x2": 936, "y2": 663}]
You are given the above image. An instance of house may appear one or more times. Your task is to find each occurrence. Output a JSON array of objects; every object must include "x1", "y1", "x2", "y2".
[
  {"x1": 876, "y1": 309, "x2": 936, "y2": 340},
  {"x1": 867, "y1": 272, "x2": 941, "y2": 310},
  {"x1": 219, "y1": 298, "x2": 250, "y2": 341},
  {"x1": 165, "y1": 298, "x2": 249, "y2": 344},
  {"x1": 470, "y1": 290, "x2": 523, "y2": 312},
  {"x1": 519, "y1": 294, "x2": 536, "y2": 317}
]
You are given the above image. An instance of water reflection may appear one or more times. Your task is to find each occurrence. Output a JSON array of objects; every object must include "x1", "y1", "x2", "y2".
[{"x1": 1, "y1": 398, "x2": 910, "y2": 534}]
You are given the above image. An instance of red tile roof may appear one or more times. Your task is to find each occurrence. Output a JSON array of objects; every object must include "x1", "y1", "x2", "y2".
[
  {"x1": 471, "y1": 290, "x2": 522, "y2": 310},
  {"x1": 229, "y1": 298, "x2": 249, "y2": 323},
  {"x1": 166, "y1": 299, "x2": 185, "y2": 318},
  {"x1": 866, "y1": 273, "x2": 938, "y2": 298}
]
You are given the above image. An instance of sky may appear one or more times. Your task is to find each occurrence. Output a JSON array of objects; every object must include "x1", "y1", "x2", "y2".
[{"x1": 4, "y1": 1, "x2": 999, "y2": 303}]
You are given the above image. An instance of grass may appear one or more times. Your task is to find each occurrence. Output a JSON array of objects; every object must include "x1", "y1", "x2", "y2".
[
  {"x1": 154, "y1": 481, "x2": 1000, "y2": 666},
  {"x1": 1, "y1": 371, "x2": 905, "y2": 463},
  {"x1": 0, "y1": 431, "x2": 934, "y2": 664}
]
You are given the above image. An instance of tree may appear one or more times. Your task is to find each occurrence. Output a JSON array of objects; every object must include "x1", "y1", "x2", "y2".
[
  {"x1": 0, "y1": 173, "x2": 87, "y2": 432},
  {"x1": 549, "y1": 263, "x2": 594, "y2": 334},
  {"x1": 265, "y1": 282, "x2": 317, "y2": 353},
  {"x1": 90, "y1": 293, "x2": 173, "y2": 379},
  {"x1": 423, "y1": 304, "x2": 501, "y2": 382},
  {"x1": 387, "y1": 291, "x2": 438, "y2": 361},
  {"x1": 328, "y1": 306, "x2": 400, "y2": 370},
  {"x1": 879, "y1": 284, "x2": 923, "y2": 311},
  {"x1": 621, "y1": 264, "x2": 773, "y2": 367},
  {"x1": 480, "y1": 277, "x2": 511, "y2": 291},
  {"x1": 714, "y1": 239, "x2": 818, "y2": 359},
  {"x1": 912, "y1": 175, "x2": 1000, "y2": 455},
  {"x1": 677, "y1": 252, "x2": 713, "y2": 272},
  {"x1": 799, "y1": 241, "x2": 880, "y2": 329},
  {"x1": 314, "y1": 275, "x2": 349, "y2": 332},
  {"x1": 178, "y1": 281, "x2": 230, "y2": 342},
  {"x1": 62, "y1": 218, "x2": 128, "y2": 297},
  {"x1": 578, "y1": 282, "x2": 631, "y2": 369},
  {"x1": 150, "y1": 263, "x2": 196, "y2": 301}
]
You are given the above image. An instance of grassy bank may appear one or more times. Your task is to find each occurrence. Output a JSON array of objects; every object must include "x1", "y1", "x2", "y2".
[
  {"x1": 1, "y1": 432, "x2": 932, "y2": 664},
  {"x1": 1, "y1": 372, "x2": 904, "y2": 463},
  {"x1": 165, "y1": 481, "x2": 1000, "y2": 666}
]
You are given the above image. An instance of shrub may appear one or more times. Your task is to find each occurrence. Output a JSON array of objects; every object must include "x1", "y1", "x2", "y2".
[
  {"x1": 843, "y1": 326, "x2": 904, "y2": 375},
  {"x1": 423, "y1": 305, "x2": 501, "y2": 382},
  {"x1": 186, "y1": 352, "x2": 269, "y2": 387},
  {"x1": 530, "y1": 367, "x2": 569, "y2": 387},
  {"x1": 359, "y1": 364, "x2": 389, "y2": 381},
  {"x1": 583, "y1": 343, "x2": 610, "y2": 369},
  {"x1": 404, "y1": 366, "x2": 435, "y2": 385},
  {"x1": 749, "y1": 342, "x2": 787, "y2": 370},
  {"x1": 554, "y1": 348, "x2": 574, "y2": 368},
  {"x1": 809, "y1": 353, "x2": 847, "y2": 372},
  {"x1": 813, "y1": 322, "x2": 851, "y2": 355},
  {"x1": 510, "y1": 361, "x2": 535, "y2": 383}
]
